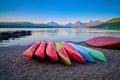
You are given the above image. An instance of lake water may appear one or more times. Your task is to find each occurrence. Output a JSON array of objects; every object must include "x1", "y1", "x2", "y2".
[{"x1": 0, "y1": 28, "x2": 120, "y2": 47}]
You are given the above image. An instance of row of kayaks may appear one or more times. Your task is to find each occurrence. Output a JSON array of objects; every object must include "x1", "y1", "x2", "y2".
[{"x1": 23, "y1": 41, "x2": 107, "y2": 65}]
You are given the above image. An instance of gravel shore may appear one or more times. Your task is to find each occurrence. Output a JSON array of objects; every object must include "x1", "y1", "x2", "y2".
[{"x1": 0, "y1": 42, "x2": 120, "y2": 80}]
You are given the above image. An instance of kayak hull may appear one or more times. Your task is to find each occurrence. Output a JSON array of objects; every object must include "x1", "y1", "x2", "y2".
[
  {"x1": 69, "y1": 43, "x2": 107, "y2": 62},
  {"x1": 68, "y1": 43, "x2": 95, "y2": 62},
  {"x1": 23, "y1": 42, "x2": 40, "y2": 59},
  {"x1": 62, "y1": 42, "x2": 85, "y2": 63},
  {"x1": 46, "y1": 41, "x2": 58, "y2": 61},
  {"x1": 35, "y1": 41, "x2": 46, "y2": 59},
  {"x1": 55, "y1": 42, "x2": 71, "y2": 65},
  {"x1": 89, "y1": 49, "x2": 107, "y2": 62},
  {"x1": 85, "y1": 36, "x2": 120, "y2": 49}
]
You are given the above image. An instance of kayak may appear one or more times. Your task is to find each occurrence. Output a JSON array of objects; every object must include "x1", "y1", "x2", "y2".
[
  {"x1": 23, "y1": 42, "x2": 40, "y2": 59},
  {"x1": 55, "y1": 42, "x2": 71, "y2": 65},
  {"x1": 68, "y1": 43, "x2": 95, "y2": 62},
  {"x1": 69, "y1": 43, "x2": 107, "y2": 62},
  {"x1": 85, "y1": 36, "x2": 120, "y2": 49},
  {"x1": 35, "y1": 41, "x2": 46, "y2": 59},
  {"x1": 46, "y1": 41, "x2": 58, "y2": 61},
  {"x1": 62, "y1": 42, "x2": 85, "y2": 63},
  {"x1": 88, "y1": 49, "x2": 107, "y2": 62}
]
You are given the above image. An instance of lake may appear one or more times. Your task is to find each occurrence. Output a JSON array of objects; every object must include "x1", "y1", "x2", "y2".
[{"x1": 0, "y1": 28, "x2": 120, "y2": 47}]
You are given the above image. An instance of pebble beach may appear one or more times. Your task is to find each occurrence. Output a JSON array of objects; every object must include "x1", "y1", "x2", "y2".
[{"x1": 0, "y1": 42, "x2": 120, "y2": 80}]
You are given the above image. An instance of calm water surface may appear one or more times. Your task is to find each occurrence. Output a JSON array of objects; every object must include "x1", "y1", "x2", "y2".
[{"x1": 0, "y1": 28, "x2": 120, "y2": 47}]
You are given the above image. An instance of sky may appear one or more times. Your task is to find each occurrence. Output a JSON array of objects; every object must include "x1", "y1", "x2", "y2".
[{"x1": 0, "y1": 0, "x2": 120, "y2": 24}]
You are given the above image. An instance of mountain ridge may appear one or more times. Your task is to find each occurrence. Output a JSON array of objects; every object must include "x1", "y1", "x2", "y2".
[
  {"x1": 90, "y1": 17, "x2": 120, "y2": 29},
  {"x1": 0, "y1": 20, "x2": 102, "y2": 28},
  {"x1": 0, "y1": 17, "x2": 120, "y2": 29}
]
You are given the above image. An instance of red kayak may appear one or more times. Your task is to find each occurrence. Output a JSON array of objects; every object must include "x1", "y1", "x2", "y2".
[
  {"x1": 35, "y1": 41, "x2": 46, "y2": 59},
  {"x1": 62, "y1": 42, "x2": 86, "y2": 63},
  {"x1": 23, "y1": 42, "x2": 40, "y2": 59},
  {"x1": 46, "y1": 41, "x2": 58, "y2": 61},
  {"x1": 85, "y1": 36, "x2": 120, "y2": 49}
]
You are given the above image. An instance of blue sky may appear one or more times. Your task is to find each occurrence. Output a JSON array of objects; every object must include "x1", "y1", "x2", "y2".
[{"x1": 0, "y1": 0, "x2": 120, "y2": 24}]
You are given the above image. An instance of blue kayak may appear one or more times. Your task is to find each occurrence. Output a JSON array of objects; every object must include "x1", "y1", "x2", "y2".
[
  {"x1": 68, "y1": 43, "x2": 107, "y2": 62},
  {"x1": 68, "y1": 43, "x2": 95, "y2": 62}
]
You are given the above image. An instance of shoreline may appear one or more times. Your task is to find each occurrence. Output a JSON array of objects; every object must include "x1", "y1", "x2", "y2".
[{"x1": 0, "y1": 42, "x2": 120, "y2": 80}]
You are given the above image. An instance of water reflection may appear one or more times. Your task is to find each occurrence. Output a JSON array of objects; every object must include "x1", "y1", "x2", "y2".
[{"x1": 0, "y1": 28, "x2": 120, "y2": 47}]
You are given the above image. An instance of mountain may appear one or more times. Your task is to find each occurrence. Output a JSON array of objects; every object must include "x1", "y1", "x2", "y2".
[
  {"x1": 64, "y1": 23, "x2": 73, "y2": 27},
  {"x1": 90, "y1": 18, "x2": 120, "y2": 29},
  {"x1": 47, "y1": 21, "x2": 60, "y2": 26},
  {"x1": 64, "y1": 21, "x2": 86, "y2": 28},
  {"x1": 94, "y1": 20, "x2": 103, "y2": 24},
  {"x1": 107, "y1": 17, "x2": 120, "y2": 23},
  {"x1": 0, "y1": 22, "x2": 54, "y2": 28},
  {"x1": 72, "y1": 21, "x2": 85, "y2": 28},
  {"x1": 0, "y1": 20, "x2": 104, "y2": 28},
  {"x1": 64, "y1": 20, "x2": 103, "y2": 28},
  {"x1": 0, "y1": 21, "x2": 68, "y2": 28},
  {"x1": 84, "y1": 20, "x2": 103, "y2": 28},
  {"x1": 0, "y1": 22, "x2": 34, "y2": 26}
]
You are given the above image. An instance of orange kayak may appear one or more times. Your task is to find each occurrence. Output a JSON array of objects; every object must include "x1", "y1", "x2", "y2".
[
  {"x1": 46, "y1": 41, "x2": 58, "y2": 61},
  {"x1": 23, "y1": 42, "x2": 40, "y2": 59},
  {"x1": 35, "y1": 41, "x2": 46, "y2": 59},
  {"x1": 85, "y1": 36, "x2": 120, "y2": 49},
  {"x1": 62, "y1": 42, "x2": 86, "y2": 63}
]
